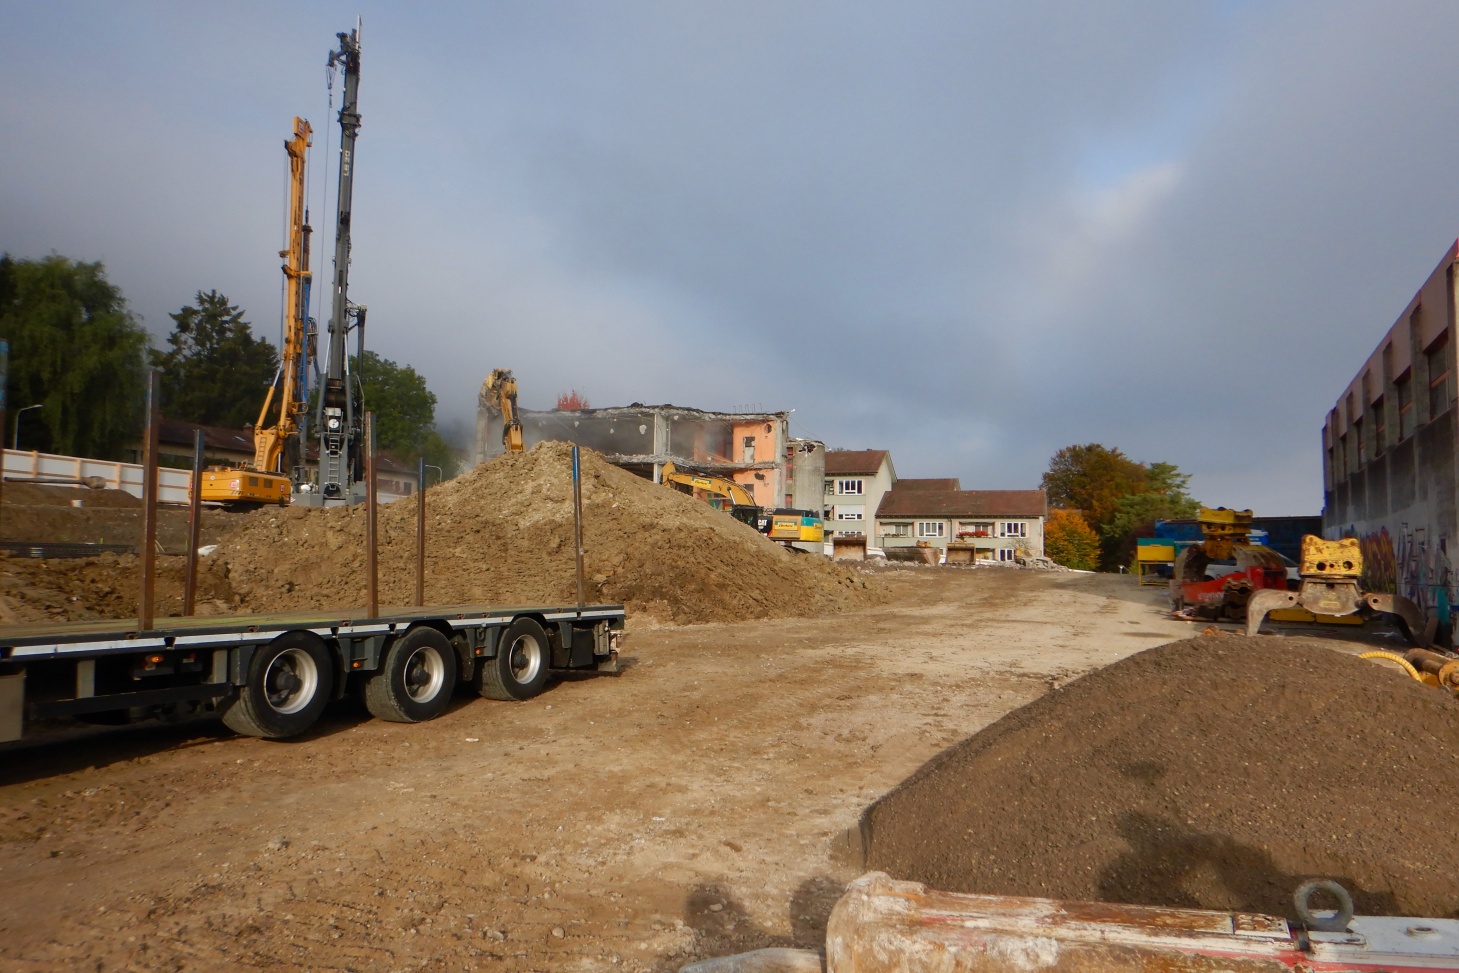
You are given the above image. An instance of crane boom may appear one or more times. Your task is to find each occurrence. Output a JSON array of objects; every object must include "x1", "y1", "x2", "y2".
[
  {"x1": 252, "y1": 116, "x2": 313, "y2": 478},
  {"x1": 309, "y1": 23, "x2": 365, "y2": 505}
]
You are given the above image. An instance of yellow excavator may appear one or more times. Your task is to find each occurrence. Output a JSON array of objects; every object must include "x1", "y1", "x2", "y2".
[
  {"x1": 660, "y1": 462, "x2": 762, "y2": 528},
  {"x1": 198, "y1": 117, "x2": 314, "y2": 507},
  {"x1": 480, "y1": 368, "x2": 524, "y2": 453}
]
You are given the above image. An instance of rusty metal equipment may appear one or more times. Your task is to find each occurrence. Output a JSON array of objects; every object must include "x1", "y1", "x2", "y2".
[
  {"x1": 1245, "y1": 535, "x2": 1433, "y2": 646},
  {"x1": 827, "y1": 871, "x2": 1459, "y2": 973},
  {"x1": 1360, "y1": 648, "x2": 1459, "y2": 692},
  {"x1": 1171, "y1": 507, "x2": 1288, "y2": 619}
]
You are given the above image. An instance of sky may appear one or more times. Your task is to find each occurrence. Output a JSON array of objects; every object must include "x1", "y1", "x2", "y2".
[{"x1": 5, "y1": 2, "x2": 1459, "y2": 515}]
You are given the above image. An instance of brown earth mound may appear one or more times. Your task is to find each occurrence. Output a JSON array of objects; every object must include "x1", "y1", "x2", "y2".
[
  {"x1": 214, "y1": 442, "x2": 879, "y2": 624},
  {"x1": 862, "y1": 635, "x2": 1459, "y2": 919},
  {"x1": 0, "y1": 481, "x2": 230, "y2": 551},
  {"x1": 0, "y1": 553, "x2": 238, "y2": 623}
]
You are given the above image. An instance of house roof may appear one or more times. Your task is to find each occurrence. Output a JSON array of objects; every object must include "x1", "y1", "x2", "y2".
[
  {"x1": 877, "y1": 488, "x2": 1047, "y2": 519},
  {"x1": 825, "y1": 449, "x2": 889, "y2": 475},
  {"x1": 157, "y1": 418, "x2": 420, "y2": 475},
  {"x1": 895, "y1": 477, "x2": 961, "y2": 491},
  {"x1": 157, "y1": 418, "x2": 255, "y2": 454}
]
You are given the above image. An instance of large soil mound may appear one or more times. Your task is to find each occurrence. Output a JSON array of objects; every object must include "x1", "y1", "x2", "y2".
[
  {"x1": 214, "y1": 442, "x2": 878, "y2": 624},
  {"x1": 862, "y1": 635, "x2": 1459, "y2": 919}
]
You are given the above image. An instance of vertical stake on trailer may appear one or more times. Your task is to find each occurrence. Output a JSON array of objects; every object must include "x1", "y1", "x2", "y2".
[
  {"x1": 138, "y1": 370, "x2": 160, "y2": 630},
  {"x1": 0, "y1": 338, "x2": 9, "y2": 534},
  {"x1": 365, "y1": 411, "x2": 378, "y2": 617},
  {"x1": 182, "y1": 429, "x2": 204, "y2": 616},
  {"x1": 572, "y1": 445, "x2": 586, "y2": 611},
  {"x1": 415, "y1": 456, "x2": 426, "y2": 606}
]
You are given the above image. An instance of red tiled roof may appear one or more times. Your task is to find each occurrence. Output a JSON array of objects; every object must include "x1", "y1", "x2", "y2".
[
  {"x1": 825, "y1": 449, "x2": 889, "y2": 474},
  {"x1": 895, "y1": 477, "x2": 961, "y2": 491},
  {"x1": 876, "y1": 488, "x2": 1047, "y2": 519}
]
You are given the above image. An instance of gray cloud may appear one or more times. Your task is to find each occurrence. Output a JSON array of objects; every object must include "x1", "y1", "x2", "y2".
[{"x1": 6, "y1": 2, "x2": 1459, "y2": 516}]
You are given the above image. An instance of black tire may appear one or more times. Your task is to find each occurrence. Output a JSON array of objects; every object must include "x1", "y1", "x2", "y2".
[
  {"x1": 363, "y1": 627, "x2": 458, "y2": 723},
  {"x1": 221, "y1": 632, "x2": 334, "y2": 739},
  {"x1": 475, "y1": 617, "x2": 552, "y2": 701}
]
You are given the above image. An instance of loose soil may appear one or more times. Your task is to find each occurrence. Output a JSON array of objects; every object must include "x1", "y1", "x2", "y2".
[
  {"x1": 862, "y1": 634, "x2": 1459, "y2": 919},
  {"x1": 0, "y1": 569, "x2": 1199, "y2": 972},
  {"x1": 0, "y1": 481, "x2": 232, "y2": 553},
  {"x1": 214, "y1": 442, "x2": 879, "y2": 624}
]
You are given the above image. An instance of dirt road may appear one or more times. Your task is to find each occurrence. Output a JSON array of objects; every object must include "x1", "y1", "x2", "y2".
[{"x1": 0, "y1": 567, "x2": 1192, "y2": 972}]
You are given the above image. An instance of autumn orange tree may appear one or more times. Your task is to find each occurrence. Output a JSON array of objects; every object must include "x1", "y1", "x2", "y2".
[
  {"x1": 1043, "y1": 509, "x2": 1100, "y2": 571},
  {"x1": 555, "y1": 390, "x2": 590, "y2": 410},
  {"x1": 1041, "y1": 444, "x2": 1198, "y2": 570}
]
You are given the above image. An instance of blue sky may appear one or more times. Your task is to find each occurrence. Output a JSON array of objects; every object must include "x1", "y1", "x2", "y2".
[{"x1": 6, "y1": 2, "x2": 1459, "y2": 514}]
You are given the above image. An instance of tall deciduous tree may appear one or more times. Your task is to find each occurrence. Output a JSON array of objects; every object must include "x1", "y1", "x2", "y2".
[
  {"x1": 0, "y1": 254, "x2": 149, "y2": 458},
  {"x1": 1044, "y1": 509, "x2": 1101, "y2": 571},
  {"x1": 1042, "y1": 444, "x2": 1199, "y2": 571},
  {"x1": 153, "y1": 291, "x2": 278, "y2": 429},
  {"x1": 354, "y1": 350, "x2": 460, "y2": 475}
]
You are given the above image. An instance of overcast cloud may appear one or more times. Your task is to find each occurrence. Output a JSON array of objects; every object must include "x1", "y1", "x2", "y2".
[{"x1": 5, "y1": 1, "x2": 1459, "y2": 515}]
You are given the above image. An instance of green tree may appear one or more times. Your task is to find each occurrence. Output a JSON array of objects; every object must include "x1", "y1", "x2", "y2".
[
  {"x1": 354, "y1": 350, "x2": 460, "y2": 474},
  {"x1": 1044, "y1": 508, "x2": 1100, "y2": 571},
  {"x1": 153, "y1": 290, "x2": 279, "y2": 429},
  {"x1": 0, "y1": 254, "x2": 149, "y2": 458}
]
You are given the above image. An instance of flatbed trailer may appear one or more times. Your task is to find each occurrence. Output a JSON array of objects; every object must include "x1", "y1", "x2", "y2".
[{"x1": 0, "y1": 602, "x2": 625, "y2": 741}]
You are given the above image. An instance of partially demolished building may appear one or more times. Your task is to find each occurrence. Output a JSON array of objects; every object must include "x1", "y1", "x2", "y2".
[{"x1": 477, "y1": 402, "x2": 824, "y2": 511}]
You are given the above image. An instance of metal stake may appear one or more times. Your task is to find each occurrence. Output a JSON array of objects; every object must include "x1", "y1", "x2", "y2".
[
  {"x1": 0, "y1": 339, "x2": 8, "y2": 535},
  {"x1": 572, "y1": 445, "x2": 586, "y2": 612},
  {"x1": 415, "y1": 456, "x2": 426, "y2": 606},
  {"x1": 182, "y1": 429, "x2": 204, "y2": 616},
  {"x1": 365, "y1": 411, "x2": 378, "y2": 617},
  {"x1": 138, "y1": 370, "x2": 160, "y2": 630}
]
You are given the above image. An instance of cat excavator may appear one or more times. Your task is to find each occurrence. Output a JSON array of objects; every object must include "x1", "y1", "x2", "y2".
[
  {"x1": 197, "y1": 117, "x2": 315, "y2": 507},
  {"x1": 660, "y1": 462, "x2": 761, "y2": 528},
  {"x1": 479, "y1": 368, "x2": 524, "y2": 453}
]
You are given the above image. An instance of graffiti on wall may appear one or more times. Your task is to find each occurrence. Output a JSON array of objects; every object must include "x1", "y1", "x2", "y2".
[{"x1": 1349, "y1": 524, "x2": 1453, "y2": 633}]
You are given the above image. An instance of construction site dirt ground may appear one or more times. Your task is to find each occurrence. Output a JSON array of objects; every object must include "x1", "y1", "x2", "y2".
[{"x1": 0, "y1": 568, "x2": 1395, "y2": 973}]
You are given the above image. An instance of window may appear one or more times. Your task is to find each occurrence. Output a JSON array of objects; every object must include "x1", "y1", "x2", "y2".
[
  {"x1": 998, "y1": 548, "x2": 1017, "y2": 562},
  {"x1": 839, "y1": 529, "x2": 864, "y2": 537},
  {"x1": 1373, "y1": 395, "x2": 1385, "y2": 457},
  {"x1": 837, "y1": 479, "x2": 863, "y2": 495},
  {"x1": 742, "y1": 436, "x2": 757, "y2": 463},
  {"x1": 882, "y1": 523, "x2": 911, "y2": 537},
  {"x1": 1353, "y1": 418, "x2": 1364, "y2": 468},
  {"x1": 823, "y1": 480, "x2": 835, "y2": 495},
  {"x1": 836, "y1": 509, "x2": 864, "y2": 521},
  {"x1": 1428, "y1": 331, "x2": 1453, "y2": 418},
  {"x1": 958, "y1": 521, "x2": 994, "y2": 537},
  {"x1": 1000, "y1": 522, "x2": 1027, "y2": 538},
  {"x1": 1337, "y1": 434, "x2": 1348, "y2": 478},
  {"x1": 917, "y1": 521, "x2": 946, "y2": 538},
  {"x1": 1397, "y1": 371, "x2": 1414, "y2": 440}
]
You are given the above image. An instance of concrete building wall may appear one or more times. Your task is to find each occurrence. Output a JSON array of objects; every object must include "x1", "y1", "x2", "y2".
[
  {"x1": 788, "y1": 440, "x2": 826, "y2": 511},
  {"x1": 824, "y1": 456, "x2": 896, "y2": 544},
  {"x1": 877, "y1": 515, "x2": 1045, "y2": 558},
  {"x1": 1324, "y1": 240, "x2": 1459, "y2": 643}
]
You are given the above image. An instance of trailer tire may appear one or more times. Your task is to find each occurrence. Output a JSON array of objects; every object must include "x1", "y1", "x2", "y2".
[
  {"x1": 221, "y1": 633, "x2": 334, "y2": 739},
  {"x1": 476, "y1": 617, "x2": 551, "y2": 701},
  {"x1": 364, "y1": 627, "x2": 458, "y2": 723}
]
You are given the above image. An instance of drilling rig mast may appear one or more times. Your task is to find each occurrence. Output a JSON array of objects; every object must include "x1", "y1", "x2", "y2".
[{"x1": 300, "y1": 21, "x2": 366, "y2": 506}]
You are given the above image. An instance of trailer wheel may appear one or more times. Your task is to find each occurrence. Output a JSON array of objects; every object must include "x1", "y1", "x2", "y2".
[
  {"x1": 221, "y1": 633, "x2": 333, "y2": 739},
  {"x1": 475, "y1": 617, "x2": 551, "y2": 701},
  {"x1": 364, "y1": 627, "x2": 458, "y2": 723}
]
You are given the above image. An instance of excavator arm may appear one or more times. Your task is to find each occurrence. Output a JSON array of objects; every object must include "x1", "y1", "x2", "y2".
[
  {"x1": 481, "y1": 368, "x2": 524, "y2": 452},
  {"x1": 660, "y1": 462, "x2": 758, "y2": 507}
]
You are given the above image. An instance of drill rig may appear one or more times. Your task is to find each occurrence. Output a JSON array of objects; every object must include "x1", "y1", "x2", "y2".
[
  {"x1": 297, "y1": 23, "x2": 366, "y2": 506},
  {"x1": 197, "y1": 117, "x2": 315, "y2": 507}
]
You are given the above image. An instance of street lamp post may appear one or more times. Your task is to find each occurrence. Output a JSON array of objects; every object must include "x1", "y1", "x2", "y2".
[
  {"x1": 12, "y1": 404, "x2": 41, "y2": 450},
  {"x1": 424, "y1": 464, "x2": 443, "y2": 487}
]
